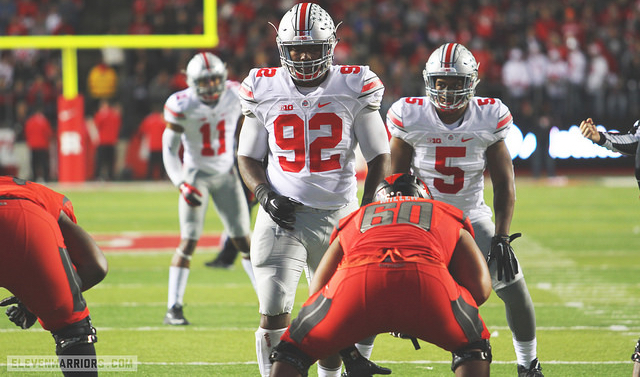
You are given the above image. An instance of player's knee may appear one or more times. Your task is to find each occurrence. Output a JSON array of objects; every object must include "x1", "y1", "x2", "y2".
[
  {"x1": 51, "y1": 317, "x2": 98, "y2": 356},
  {"x1": 451, "y1": 339, "x2": 492, "y2": 372},
  {"x1": 269, "y1": 340, "x2": 315, "y2": 377}
]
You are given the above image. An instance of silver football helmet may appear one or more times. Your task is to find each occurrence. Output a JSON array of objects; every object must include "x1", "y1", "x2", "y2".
[
  {"x1": 423, "y1": 43, "x2": 479, "y2": 111},
  {"x1": 185, "y1": 52, "x2": 227, "y2": 105},
  {"x1": 275, "y1": 3, "x2": 338, "y2": 82}
]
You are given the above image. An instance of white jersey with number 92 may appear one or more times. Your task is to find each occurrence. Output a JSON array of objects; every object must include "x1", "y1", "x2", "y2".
[{"x1": 239, "y1": 65, "x2": 384, "y2": 209}]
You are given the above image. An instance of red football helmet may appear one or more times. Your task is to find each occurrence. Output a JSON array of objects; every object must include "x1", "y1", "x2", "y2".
[{"x1": 374, "y1": 173, "x2": 433, "y2": 201}]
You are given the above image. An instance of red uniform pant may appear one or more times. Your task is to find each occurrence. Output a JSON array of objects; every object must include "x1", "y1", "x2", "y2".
[
  {"x1": 281, "y1": 262, "x2": 490, "y2": 360},
  {"x1": 0, "y1": 199, "x2": 89, "y2": 331}
]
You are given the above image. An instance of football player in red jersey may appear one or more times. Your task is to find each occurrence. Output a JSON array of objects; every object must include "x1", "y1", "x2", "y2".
[
  {"x1": 237, "y1": 3, "x2": 390, "y2": 376},
  {"x1": 0, "y1": 176, "x2": 107, "y2": 376},
  {"x1": 269, "y1": 173, "x2": 492, "y2": 377}
]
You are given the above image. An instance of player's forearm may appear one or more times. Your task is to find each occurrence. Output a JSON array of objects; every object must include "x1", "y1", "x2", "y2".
[
  {"x1": 237, "y1": 155, "x2": 268, "y2": 193},
  {"x1": 162, "y1": 127, "x2": 184, "y2": 186},
  {"x1": 361, "y1": 153, "x2": 390, "y2": 205},
  {"x1": 600, "y1": 132, "x2": 639, "y2": 156},
  {"x1": 58, "y1": 214, "x2": 108, "y2": 291}
]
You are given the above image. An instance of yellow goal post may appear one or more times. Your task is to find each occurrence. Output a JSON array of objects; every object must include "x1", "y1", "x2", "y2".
[{"x1": 0, "y1": 0, "x2": 218, "y2": 99}]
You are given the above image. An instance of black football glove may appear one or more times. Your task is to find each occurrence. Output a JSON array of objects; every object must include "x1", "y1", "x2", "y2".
[
  {"x1": 487, "y1": 233, "x2": 522, "y2": 282},
  {"x1": 0, "y1": 296, "x2": 37, "y2": 329},
  {"x1": 339, "y1": 345, "x2": 392, "y2": 377},
  {"x1": 255, "y1": 183, "x2": 302, "y2": 230}
]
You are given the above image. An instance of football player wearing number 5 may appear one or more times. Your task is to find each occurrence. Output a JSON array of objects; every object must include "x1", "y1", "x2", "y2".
[
  {"x1": 237, "y1": 3, "x2": 390, "y2": 377},
  {"x1": 387, "y1": 43, "x2": 543, "y2": 377},
  {"x1": 162, "y1": 52, "x2": 256, "y2": 325}
]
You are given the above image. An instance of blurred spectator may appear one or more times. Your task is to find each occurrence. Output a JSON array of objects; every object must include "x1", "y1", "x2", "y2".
[
  {"x1": 136, "y1": 104, "x2": 166, "y2": 180},
  {"x1": 25, "y1": 73, "x2": 55, "y2": 121},
  {"x1": 502, "y1": 47, "x2": 530, "y2": 117},
  {"x1": 24, "y1": 106, "x2": 53, "y2": 182},
  {"x1": 585, "y1": 42, "x2": 609, "y2": 120},
  {"x1": 92, "y1": 99, "x2": 121, "y2": 181},
  {"x1": 0, "y1": 0, "x2": 17, "y2": 34},
  {"x1": 525, "y1": 41, "x2": 548, "y2": 114},
  {"x1": 565, "y1": 37, "x2": 587, "y2": 119},
  {"x1": 148, "y1": 69, "x2": 172, "y2": 109},
  {"x1": 544, "y1": 48, "x2": 568, "y2": 128},
  {"x1": 86, "y1": 58, "x2": 118, "y2": 114},
  {"x1": 0, "y1": 51, "x2": 14, "y2": 121}
]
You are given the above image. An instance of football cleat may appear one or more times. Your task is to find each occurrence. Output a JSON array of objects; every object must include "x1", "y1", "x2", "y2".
[
  {"x1": 204, "y1": 257, "x2": 233, "y2": 269},
  {"x1": 163, "y1": 304, "x2": 190, "y2": 325},
  {"x1": 517, "y1": 358, "x2": 543, "y2": 377}
]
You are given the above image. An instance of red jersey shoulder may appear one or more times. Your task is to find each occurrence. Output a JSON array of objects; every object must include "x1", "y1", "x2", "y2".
[{"x1": 0, "y1": 177, "x2": 76, "y2": 222}]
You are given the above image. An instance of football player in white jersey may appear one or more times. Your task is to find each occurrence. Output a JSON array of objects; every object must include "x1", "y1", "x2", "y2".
[
  {"x1": 387, "y1": 43, "x2": 543, "y2": 377},
  {"x1": 162, "y1": 52, "x2": 256, "y2": 325},
  {"x1": 236, "y1": 3, "x2": 390, "y2": 377}
]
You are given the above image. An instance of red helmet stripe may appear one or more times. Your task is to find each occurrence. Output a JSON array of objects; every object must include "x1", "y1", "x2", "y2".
[
  {"x1": 201, "y1": 53, "x2": 210, "y2": 69},
  {"x1": 442, "y1": 43, "x2": 456, "y2": 68},
  {"x1": 297, "y1": 3, "x2": 310, "y2": 35}
]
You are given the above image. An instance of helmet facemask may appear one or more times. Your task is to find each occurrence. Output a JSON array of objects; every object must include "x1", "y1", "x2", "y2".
[
  {"x1": 277, "y1": 36, "x2": 337, "y2": 82},
  {"x1": 193, "y1": 74, "x2": 226, "y2": 105},
  {"x1": 424, "y1": 73, "x2": 477, "y2": 111}
]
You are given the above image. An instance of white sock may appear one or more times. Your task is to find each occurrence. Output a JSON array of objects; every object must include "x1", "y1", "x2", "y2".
[
  {"x1": 168, "y1": 266, "x2": 190, "y2": 309},
  {"x1": 355, "y1": 343, "x2": 374, "y2": 359},
  {"x1": 241, "y1": 256, "x2": 257, "y2": 294},
  {"x1": 513, "y1": 337, "x2": 537, "y2": 367},
  {"x1": 255, "y1": 327, "x2": 287, "y2": 377},
  {"x1": 317, "y1": 364, "x2": 341, "y2": 377}
]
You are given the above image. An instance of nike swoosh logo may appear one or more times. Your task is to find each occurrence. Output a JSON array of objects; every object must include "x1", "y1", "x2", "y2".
[
  {"x1": 318, "y1": 102, "x2": 331, "y2": 108},
  {"x1": 461, "y1": 137, "x2": 473, "y2": 142}
]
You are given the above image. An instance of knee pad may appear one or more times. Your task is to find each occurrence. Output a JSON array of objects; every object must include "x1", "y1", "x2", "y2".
[
  {"x1": 269, "y1": 340, "x2": 315, "y2": 377},
  {"x1": 52, "y1": 317, "x2": 98, "y2": 355},
  {"x1": 451, "y1": 339, "x2": 492, "y2": 372}
]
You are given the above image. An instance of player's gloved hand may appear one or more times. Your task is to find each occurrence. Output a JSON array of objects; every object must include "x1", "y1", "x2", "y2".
[
  {"x1": 389, "y1": 332, "x2": 420, "y2": 350},
  {"x1": 0, "y1": 296, "x2": 37, "y2": 329},
  {"x1": 487, "y1": 232, "x2": 522, "y2": 282},
  {"x1": 179, "y1": 182, "x2": 203, "y2": 207},
  {"x1": 254, "y1": 183, "x2": 302, "y2": 230},
  {"x1": 339, "y1": 345, "x2": 392, "y2": 377}
]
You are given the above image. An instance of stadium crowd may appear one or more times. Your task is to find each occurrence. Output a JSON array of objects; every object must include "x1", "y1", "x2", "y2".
[{"x1": 1, "y1": 0, "x2": 640, "y2": 179}]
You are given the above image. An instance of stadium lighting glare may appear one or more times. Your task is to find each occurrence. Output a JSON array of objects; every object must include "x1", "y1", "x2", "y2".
[{"x1": 505, "y1": 124, "x2": 621, "y2": 160}]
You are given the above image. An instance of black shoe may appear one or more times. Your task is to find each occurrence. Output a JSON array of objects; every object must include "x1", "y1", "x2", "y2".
[
  {"x1": 163, "y1": 304, "x2": 190, "y2": 325},
  {"x1": 517, "y1": 358, "x2": 543, "y2": 377},
  {"x1": 204, "y1": 257, "x2": 233, "y2": 269}
]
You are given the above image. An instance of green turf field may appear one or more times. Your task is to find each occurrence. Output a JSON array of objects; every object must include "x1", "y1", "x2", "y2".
[{"x1": 1, "y1": 176, "x2": 640, "y2": 376}]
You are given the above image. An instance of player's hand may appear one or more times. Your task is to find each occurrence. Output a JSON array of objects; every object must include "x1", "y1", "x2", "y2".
[
  {"x1": 0, "y1": 296, "x2": 37, "y2": 329},
  {"x1": 339, "y1": 345, "x2": 392, "y2": 376},
  {"x1": 579, "y1": 118, "x2": 601, "y2": 143},
  {"x1": 487, "y1": 233, "x2": 521, "y2": 282},
  {"x1": 255, "y1": 184, "x2": 302, "y2": 230},
  {"x1": 179, "y1": 183, "x2": 203, "y2": 206}
]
